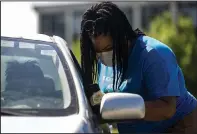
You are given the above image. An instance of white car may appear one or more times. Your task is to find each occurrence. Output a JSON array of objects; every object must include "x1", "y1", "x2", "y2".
[{"x1": 1, "y1": 34, "x2": 145, "y2": 133}]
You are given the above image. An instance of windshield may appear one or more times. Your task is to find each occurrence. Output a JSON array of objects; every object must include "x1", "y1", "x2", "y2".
[{"x1": 1, "y1": 37, "x2": 78, "y2": 116}]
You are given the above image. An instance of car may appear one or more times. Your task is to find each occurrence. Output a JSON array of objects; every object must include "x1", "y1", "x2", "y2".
[{"x1": 1, "y1": 34, "x2": 145, "y2": 133}]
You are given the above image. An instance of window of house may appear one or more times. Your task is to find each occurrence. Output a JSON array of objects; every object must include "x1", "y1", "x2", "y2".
[
  {"x1": 141, "y1": 3, "x2": 169, "y2": 30},
  {"x1": 39, "y1": 12, "x2": 65, "y2": 39},
  {"x1": 73, "y1": 10, "x2": 84, "y2": 41}
]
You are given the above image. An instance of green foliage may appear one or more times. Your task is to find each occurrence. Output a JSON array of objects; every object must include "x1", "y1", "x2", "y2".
[
  {"x1": 72, "y1": 40, "x2": 81, "y2": 64},
  {"x1": 146, "y1": 12, "x2": 197, "y2": 97}
]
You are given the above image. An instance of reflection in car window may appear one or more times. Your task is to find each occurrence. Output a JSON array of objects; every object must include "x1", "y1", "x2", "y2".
[{"x1": 1, "y1": 37, "x2": 78, "y2": 116}]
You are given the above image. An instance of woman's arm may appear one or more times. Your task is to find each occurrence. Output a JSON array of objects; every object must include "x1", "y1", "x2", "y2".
[
  {"x1": 92, "y1": 96, "x2": 177, "y2": 123},
  {"x1": 144, "y1": 96, "x2": 176, "y2": 121},
  {"x1": 89, "y1": 84, "x2": 177, "y2": 122}
]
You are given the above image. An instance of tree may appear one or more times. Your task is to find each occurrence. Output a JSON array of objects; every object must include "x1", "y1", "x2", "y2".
[{"x1": 146, "y1": 12, "x2": 197, "y2": 97}]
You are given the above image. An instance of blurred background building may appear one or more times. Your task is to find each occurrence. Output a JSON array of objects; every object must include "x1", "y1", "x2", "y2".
[
  {"x1": 2, "y1": 1, "x2": 197, "y2": 48},
  {"x1": 33, "y1": 1, "x2": 197, "y2": 47}
]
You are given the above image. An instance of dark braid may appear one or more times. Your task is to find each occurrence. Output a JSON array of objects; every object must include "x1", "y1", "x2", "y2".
[{"x1": 80, "y1": 1, "x2": 139, "y2": 91}]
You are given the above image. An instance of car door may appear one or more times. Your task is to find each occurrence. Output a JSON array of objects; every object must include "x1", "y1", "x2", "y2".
[{"x1": 68, "y1": 49, "x2": 103, "y2": 133}]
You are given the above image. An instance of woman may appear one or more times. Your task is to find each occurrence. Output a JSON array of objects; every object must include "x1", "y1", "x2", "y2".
[{"x1": 80, "y1": 1, "x2": 197, "y2": 133}]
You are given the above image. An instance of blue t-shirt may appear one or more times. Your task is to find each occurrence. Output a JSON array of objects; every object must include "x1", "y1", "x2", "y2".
[{"x1": 97, "y1": 36, "x2": 197, "y2": 133}]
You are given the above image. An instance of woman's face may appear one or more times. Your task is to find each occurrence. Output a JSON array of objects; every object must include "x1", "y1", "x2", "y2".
[
  {"x1": 91, "y1": 34, "x2": 114, "y2": 66},
  {"x1": 91, "y1": 34, "x2": 113, "y2": 53},
  {"x1": 91, "y1": 34, "x2": 131, "y2": 66}
]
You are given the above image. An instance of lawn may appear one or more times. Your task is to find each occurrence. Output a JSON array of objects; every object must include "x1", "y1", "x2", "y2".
[{"x1": 112, "y1": 128, "x2": 118, "y2": 133}]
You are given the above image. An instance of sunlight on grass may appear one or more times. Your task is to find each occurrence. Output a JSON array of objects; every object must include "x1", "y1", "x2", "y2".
[
  {"x1": 72, "y1": 40, "x2": 81, "y2": 64},
  {"x1": 112, "y1": 128, "x2": 119, "y2": 133}
]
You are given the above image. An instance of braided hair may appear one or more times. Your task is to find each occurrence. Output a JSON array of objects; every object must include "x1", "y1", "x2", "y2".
[{"x1": 80, "y1": 1, "x2": 139, "y2": 91}]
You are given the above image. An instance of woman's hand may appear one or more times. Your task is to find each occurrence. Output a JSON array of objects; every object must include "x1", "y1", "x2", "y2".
[{"x1": 91, "y1": 90, "x2": 104, "y2": 106}]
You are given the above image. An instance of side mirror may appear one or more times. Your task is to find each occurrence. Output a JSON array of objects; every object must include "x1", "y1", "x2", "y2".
[{"x1": 100, "y1": 93, "x2": 145, "y2": 121}]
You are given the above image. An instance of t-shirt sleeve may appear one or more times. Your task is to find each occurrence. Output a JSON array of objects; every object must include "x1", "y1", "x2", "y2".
[{"x1": 143, "y1": 49, "x2": 180, "y2": 99}]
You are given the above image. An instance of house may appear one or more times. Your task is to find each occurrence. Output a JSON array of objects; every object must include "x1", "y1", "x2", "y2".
[
  {"x1": 2, "y1": 2, "x2": 196, "y2": 48},
  {"x1": 33, "y1": 1, "x2": 197, "y2": 48}
]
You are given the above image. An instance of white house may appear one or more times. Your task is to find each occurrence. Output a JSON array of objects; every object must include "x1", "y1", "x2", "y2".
[{"x1": 1, "y1": 2, "x2": 197, "y2": 48}]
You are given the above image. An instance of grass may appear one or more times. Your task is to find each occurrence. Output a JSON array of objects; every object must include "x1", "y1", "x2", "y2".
[
  {"x1": 112, "y1": 128, "x2": 119, "y2": 133},
  {"x1": 72, "y1": 40, "x2": 81, "y2": 64}
]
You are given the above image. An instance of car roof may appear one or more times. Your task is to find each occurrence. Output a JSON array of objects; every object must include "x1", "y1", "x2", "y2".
[{"x1": 1, "y1": 34, "x2": 53, "y2": 43}]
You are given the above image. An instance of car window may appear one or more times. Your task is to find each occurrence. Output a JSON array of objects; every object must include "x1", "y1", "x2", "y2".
[{"x1": 1, "y1": 37, "x2": 78, "y2": 116}]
